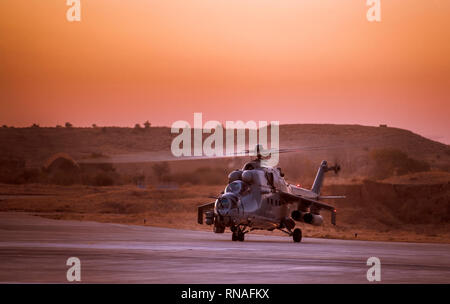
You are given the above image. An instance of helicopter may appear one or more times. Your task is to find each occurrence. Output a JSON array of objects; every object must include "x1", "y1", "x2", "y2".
[
  {"x1": 79, "y1": 142, "x2": 345, "y2": 243},
  {"x1": 197, "y1": 144, "x2": 344, "y2": 243}
]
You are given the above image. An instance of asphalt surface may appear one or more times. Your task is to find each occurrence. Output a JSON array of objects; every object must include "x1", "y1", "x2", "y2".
[{"x1": 0, "y1": 212, "x2": 449, "y2": 283}]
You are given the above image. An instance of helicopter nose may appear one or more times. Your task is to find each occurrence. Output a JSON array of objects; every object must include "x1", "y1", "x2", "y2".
[{"x1": 216, "y1": 194, "x2": 239, "y2": 216}]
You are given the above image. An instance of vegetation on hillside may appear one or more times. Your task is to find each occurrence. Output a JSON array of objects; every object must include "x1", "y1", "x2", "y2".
[{"x1": 369, "y1": 148, "x2": 430, "y2": 180}]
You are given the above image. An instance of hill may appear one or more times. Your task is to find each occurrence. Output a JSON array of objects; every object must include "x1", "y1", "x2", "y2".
[{"x1": 0, "y1": 124, "x2": 448, "y2": 164}]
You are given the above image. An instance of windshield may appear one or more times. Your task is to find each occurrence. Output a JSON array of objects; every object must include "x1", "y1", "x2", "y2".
[{"x1": 225, "y1": 180, "x2": 248, "y2": 194}]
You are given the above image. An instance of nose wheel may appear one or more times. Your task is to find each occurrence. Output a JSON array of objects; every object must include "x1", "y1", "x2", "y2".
[{"x1": 213, "y1": 221, "x2": 225, "y2": 233}]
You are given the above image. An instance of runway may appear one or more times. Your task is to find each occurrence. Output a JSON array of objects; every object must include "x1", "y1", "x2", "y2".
[{"x1": 0, "y1": 212, "x2": 449, "y2": 283}]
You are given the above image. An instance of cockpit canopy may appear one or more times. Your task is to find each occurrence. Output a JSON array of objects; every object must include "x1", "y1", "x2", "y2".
[
  {"x1": 225, "y1": 180, "x2": 249, "y2": 195},
  {"x1": 216, "y1": 193, "x2": 239, "y2": 214},
  {"x1": 228, "y1": 170, "x2": 242, "y2": 183},
  {"x1": 217, "y1": 195, "x2": 232, "y2": 210}
]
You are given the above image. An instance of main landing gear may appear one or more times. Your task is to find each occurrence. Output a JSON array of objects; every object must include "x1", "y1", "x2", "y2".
[
  {"x1": 231, "y1": 225, "x2": 245, "y2": 242},
  {"x1": 279, "y1": 227, "x2": 303, "y2": 243},
  {"x1": 292, "y1": 228, "x2": 302, "y2": 243}
]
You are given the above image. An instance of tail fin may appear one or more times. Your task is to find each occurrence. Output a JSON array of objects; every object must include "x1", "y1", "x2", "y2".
[
  {"x1": 311, "y1": 161, "x2": 340, "y2": 194},
  {"x1": 311, "y1": 161, "x2": 328, "y2": 194}
]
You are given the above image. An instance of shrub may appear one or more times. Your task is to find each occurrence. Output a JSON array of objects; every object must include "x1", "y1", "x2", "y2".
[
  {"x1": 0, "y1": 168, "x2": 43, "y2": 184},
  {"x1": 369, "y1": 149, "x2": 430, "y2": 179},
  {"x1": 48, "y1": 170, "x2": 80, "y2": 185},
  {"x1": 0, "y1": 158, "x2": 28, "y2": 184},
  {"x1": 20, "y1": 168, "x2": 42, "y2": 183},
  {"x1": 93, "y1": 172, "x2": 115, "y2": 186},
  {"x1": 80, "y1": 163, "x2": 119, "y2": 186}
]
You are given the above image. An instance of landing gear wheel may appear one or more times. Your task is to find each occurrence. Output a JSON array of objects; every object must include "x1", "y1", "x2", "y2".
[
  {"x1": 213, "y1": 222, "x2": 225, "y2": 233},
  {"x1": 237, "y1": 230, "x2": 245, "y2": 242},
  {"x1": 232, "y1": 228, "x2": 245, "y2": 242},
  {"x1": 293, "y1": 228, "x2": 302, "y2": 243}
]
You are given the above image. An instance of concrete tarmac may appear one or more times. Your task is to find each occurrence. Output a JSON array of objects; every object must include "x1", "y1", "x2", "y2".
[{"x1": 0, "y1": 212, "x2": 449, "y2": 283}]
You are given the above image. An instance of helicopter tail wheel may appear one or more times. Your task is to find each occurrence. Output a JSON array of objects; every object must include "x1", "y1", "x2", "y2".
[{"x1": 293, "y1": 228, "x2": 302, "y2": 243}]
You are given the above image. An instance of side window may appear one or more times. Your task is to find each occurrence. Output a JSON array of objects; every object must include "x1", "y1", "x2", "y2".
[{"x1": 269, "y1": 198, "x2": 280, "y2": 206}]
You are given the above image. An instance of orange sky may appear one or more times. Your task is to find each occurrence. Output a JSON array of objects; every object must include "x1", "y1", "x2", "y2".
[{"x1": 1, "y1": 0, "x2": 449, "y2": 143}]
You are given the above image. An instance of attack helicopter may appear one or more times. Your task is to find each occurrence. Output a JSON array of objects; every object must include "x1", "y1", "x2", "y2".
[{"x1": 197, "y1": 144, "x2": 344, "y2": 243}]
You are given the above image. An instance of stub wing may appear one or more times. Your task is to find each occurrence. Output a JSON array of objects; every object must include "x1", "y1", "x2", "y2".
[
  {"x1": 279, "y1": 191, "x2": 337, "y2": 225},
  {"x1": 197, "y1": 202, "x2": 215, "y2": 224}
]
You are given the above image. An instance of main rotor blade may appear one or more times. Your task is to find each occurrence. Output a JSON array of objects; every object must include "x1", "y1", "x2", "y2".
[
  {"x1": 77, "y1": 150, "x2": 249, "y2": 164},
  {"x1": 77, "y1": 145, "x2": 337, "y2": 164},
  {"x1": 77, "y1": 133, "x2": 403, "y2": 164}
]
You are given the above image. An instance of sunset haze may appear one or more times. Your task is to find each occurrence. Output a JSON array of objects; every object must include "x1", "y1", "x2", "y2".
[{"x1": 1, "y1": 0, "x2": 449, "y2": 143}]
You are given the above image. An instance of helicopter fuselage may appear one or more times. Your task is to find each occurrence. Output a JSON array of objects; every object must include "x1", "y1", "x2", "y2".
[
  {"x1": 213, "y1": 163, "x2": 322, "y2": 230},
  {"x1": 198, "y1": 158, "x2": 341, "y2": 242}
]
